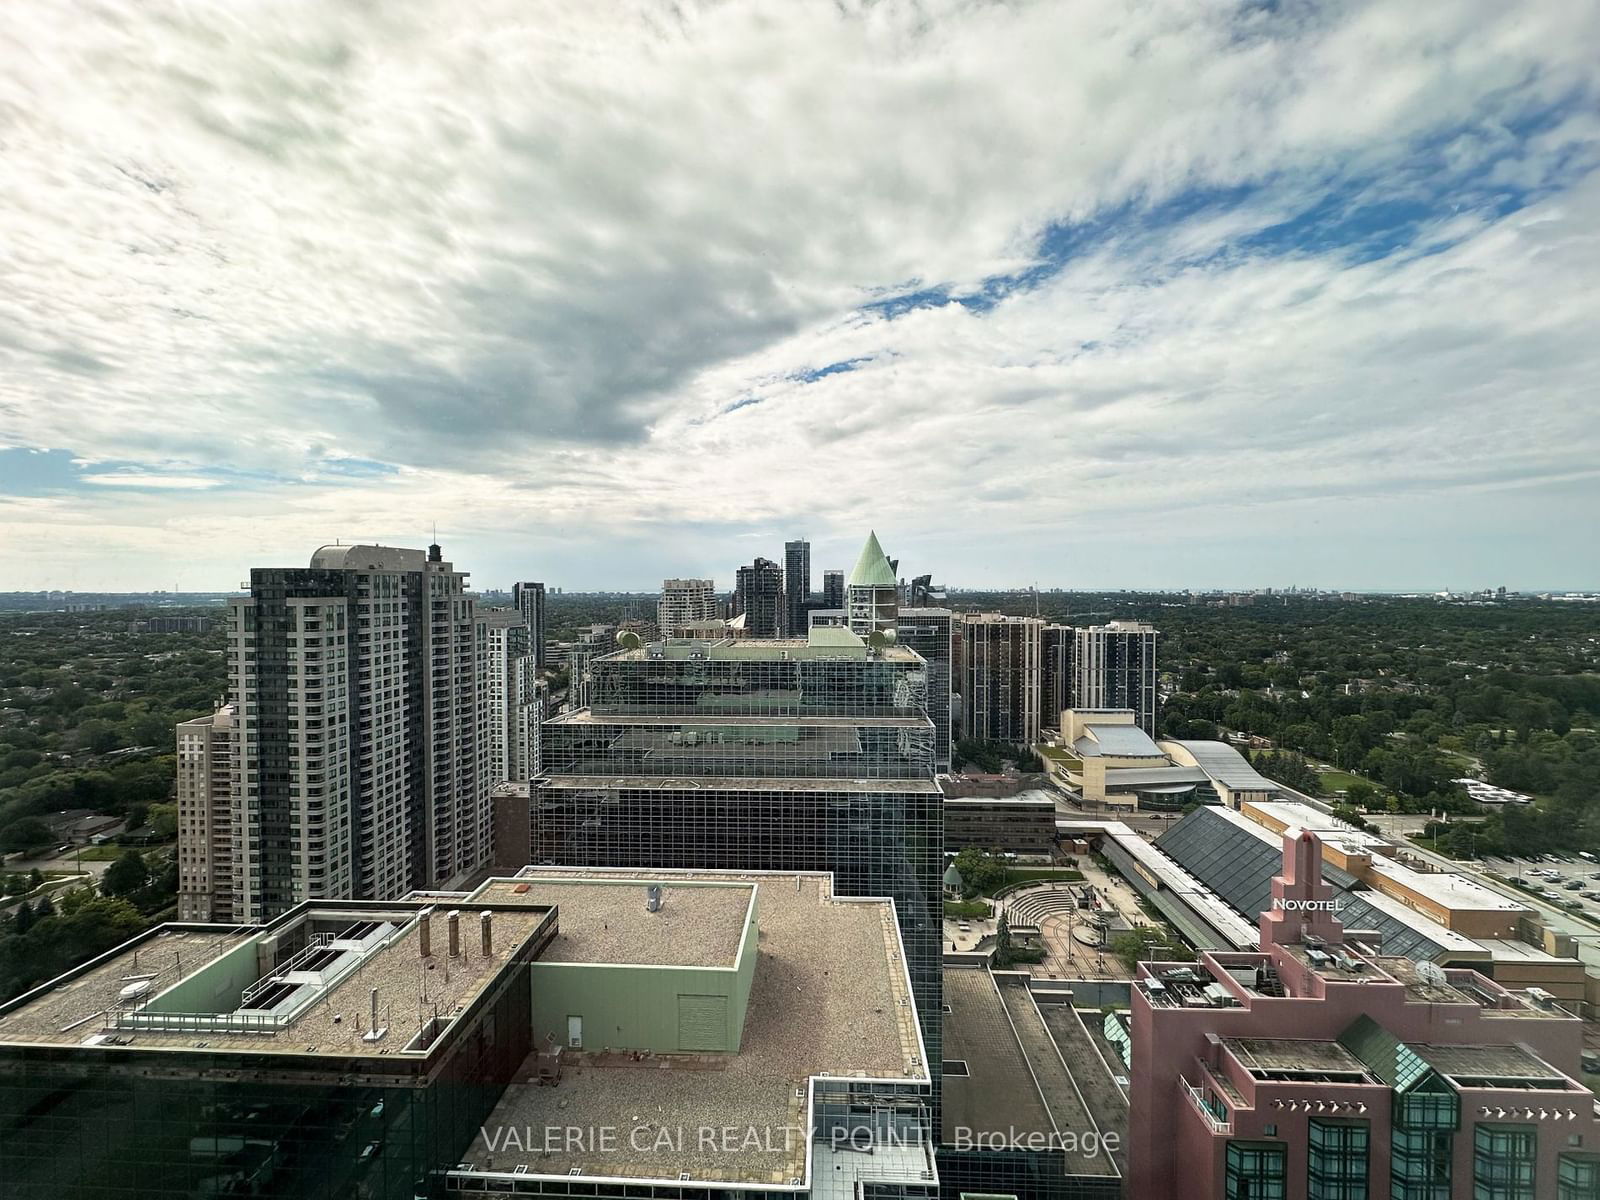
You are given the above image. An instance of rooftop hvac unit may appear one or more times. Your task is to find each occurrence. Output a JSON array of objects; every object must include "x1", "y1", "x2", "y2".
[{"x1": 646, "y1": 885, "x2": 663, "y2": 913}]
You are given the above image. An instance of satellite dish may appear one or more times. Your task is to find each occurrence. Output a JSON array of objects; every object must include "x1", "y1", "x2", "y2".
[
  {"x1": 616, "y1": 630, "x2": 642, "y2": 650},
  {"x1": 868, "y1": 629, "x2": 889, "y2": 650}
]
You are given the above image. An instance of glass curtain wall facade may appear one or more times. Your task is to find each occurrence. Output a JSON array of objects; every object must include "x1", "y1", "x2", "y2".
[
  {"x1": 535, "y1": 641, "x2": 943, "y2": 1100},
  {"x1": 1306, "y1": 1119, "x2": 1369, "y2": 1200},
  {"x1": 0, "y1": 966, "x2": 532, "y2": 1200},
  {"x1": 1474, "y1": 1125, "x2": 1537, "y2": 1200},
  {"x1": 784, "y1": 539, "x2": 811, "y2": 637},
  {"x1": 898, "y1": 609, "x2": 953, "y2": 774}
]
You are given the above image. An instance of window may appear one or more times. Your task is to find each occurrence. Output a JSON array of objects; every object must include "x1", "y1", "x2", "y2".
[
  {"x1": 1561, "y1": 1154, "x2": 1600, "y2": 1200},
  {"x1": 1309, "y1": 1119, "x2": 1369, "y2": 1200},
  {"x1": 1475, "y1": 1124, "x2": 1537, "y2": 1200},
  {"x1": 1393, "y1": 1126, "x2": 1452, "y2": 1200},
  {"x1": 1397, "y1": 1078, "x2": 1460, "y2": 1130},
  {"x1": 1226, "y1": 1141, "x2": 1286, "y2": 1200},
  {"x1": 1203, "y1": 1088, "x2": 1229, "y2": 1123}
]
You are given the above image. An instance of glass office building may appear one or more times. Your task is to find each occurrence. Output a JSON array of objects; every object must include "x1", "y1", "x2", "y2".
[
  {"x1": 0, "y1": 900, "x2": 547, "y2": 1200},
  {"x1": 533, "y1": 631, "x2": 945, "y2": 1092}
]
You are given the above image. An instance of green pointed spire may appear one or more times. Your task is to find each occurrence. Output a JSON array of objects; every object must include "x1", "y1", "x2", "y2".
[{"x1": 847, "y1": 530, "x2": 897, "y2": 588}]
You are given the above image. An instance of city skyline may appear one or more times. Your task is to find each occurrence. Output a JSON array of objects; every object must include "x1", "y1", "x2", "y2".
[{"x1": 3, "y1": 3, "x2": 1599, "y2": 592}]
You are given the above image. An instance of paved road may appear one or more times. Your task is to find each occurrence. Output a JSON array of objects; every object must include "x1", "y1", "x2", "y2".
[
  {"x1": 0, "y1": 874, "x2": 92, "y2": 919},
  {"x1": 6, "y1": 848, "x2": 113, "y2": 880}
]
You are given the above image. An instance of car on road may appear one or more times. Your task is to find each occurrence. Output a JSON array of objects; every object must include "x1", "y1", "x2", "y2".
[{"x1": 1541, "y1": 891, "x2": 1564, "y2": 901}]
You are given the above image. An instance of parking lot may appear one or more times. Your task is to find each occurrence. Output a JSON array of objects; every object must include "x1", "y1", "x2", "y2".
[{"x1": 1482, "y1": 852, "x2": 1600, "y2": 917}]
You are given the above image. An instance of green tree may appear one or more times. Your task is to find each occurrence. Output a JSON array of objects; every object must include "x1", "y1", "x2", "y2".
[
  {"x1": 0, "y1": 817, "x2": 52, "y2": 853},
  {"x1": 994, "y1": 912, "x2": 1013, "y2": 968},
  {"x1": 102, "y1": 850, "x2": 150, "y2": 898},
  {"x1": 146, "y1": 803, "x2": 178, "y2": 840},
  {"x1": 952, "y1": 848, "x2": 1006, "y2": 897}
]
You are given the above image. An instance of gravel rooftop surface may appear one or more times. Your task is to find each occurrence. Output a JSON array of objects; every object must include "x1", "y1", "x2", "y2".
[
  {"x1": 472, "y1": 878, "x2": 753, "y2": 967},
  {"x1": 467, "y1": 871, "x2": 924, "y2": 1185}
]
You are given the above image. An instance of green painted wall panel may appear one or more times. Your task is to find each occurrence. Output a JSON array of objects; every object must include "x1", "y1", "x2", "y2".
[{"x1": 145, "y1": 933, "x2": 264, "y2": 1014}]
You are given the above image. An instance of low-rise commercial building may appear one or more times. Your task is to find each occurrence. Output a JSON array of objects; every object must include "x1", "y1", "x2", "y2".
[{"x1": 943, "y1": 791, "x2": 1058, "y2": 855}]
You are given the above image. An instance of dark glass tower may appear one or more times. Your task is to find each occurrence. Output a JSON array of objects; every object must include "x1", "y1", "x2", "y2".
[
  {"x1": 783, "y1": 538, "x2": 810, "y2": 636},
  {"x1": 821, "y1": 569, "x2": 845, "y2": 609},
  {"x1": 732, "y1": 557, "x2": 782, "y2": 637},
  {"x1": 534, "y1": 629, "x2": 944, "y2": 1099},
  {"x1": 511, "y1": 581, "x2": 546, "y2": 669}
]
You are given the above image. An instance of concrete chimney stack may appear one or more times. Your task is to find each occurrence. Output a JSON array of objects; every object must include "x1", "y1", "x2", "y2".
[
  {"x1": 480, "y1": 910, "x2": 493, "y2": 956},
  {"x1": 419, "y1": 907, "x2": 435, "y2": 957},
  {"x1": 447, "y1": 910, "x2": 461, "y2": 958}
]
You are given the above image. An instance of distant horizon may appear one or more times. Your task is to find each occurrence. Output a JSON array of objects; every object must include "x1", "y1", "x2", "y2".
[{"x1": 3, "y1": 582, "x2": 1596, "y2": 601}]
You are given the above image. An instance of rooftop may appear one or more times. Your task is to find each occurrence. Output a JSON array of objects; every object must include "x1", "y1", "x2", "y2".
[
  {"x1": 538, "y1": 774, "x2": 943, "y2": 794},
  {"x1": 547, "y1": 710, "x2": 932, "y2": 729},
  {"x1": 1075, "y1": 723, "x2": 1165, "y2": 758},
  {"x1": 941, "y1": 969, "x2": 1119, "y2": 1178},
  {"x1": 1160, "y1": 739, "x2": 1279, "y2": 792},
  {"x1": 471, "y1": 878, "x2": 753, "y2": 967},
  {"x1": 0, "y1": 903, "x2": 550, "y2": 1057},
  {"x1": 602, "y1": 636, "x2": 924, "y2": 663},
  {"x1": 1417, "y1": 1041, "x2": 1573, "y2": 1085},
  {"x1": 457, "y1": 869, "x2": 925, "y2": 1188},
  {"x1": 847, "y1": 530, "x2": 898, "y2": 589},
  {"x1": 1224, "y1": 1037, "x2": 1372, "y2": 1080}
]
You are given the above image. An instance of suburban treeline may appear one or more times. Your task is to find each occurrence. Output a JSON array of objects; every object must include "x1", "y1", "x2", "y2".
[{"x1": 0, "y1": 609, "x2": 226, "y2": 847}]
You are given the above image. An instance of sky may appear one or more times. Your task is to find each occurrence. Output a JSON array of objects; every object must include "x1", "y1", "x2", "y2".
[{"x1": 2, "y1": 1, "x2": 1598, "y2": 594}]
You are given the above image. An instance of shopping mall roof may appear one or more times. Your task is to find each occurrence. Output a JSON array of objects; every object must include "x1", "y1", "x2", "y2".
[
  {"x1": 1156, "y1": 807, "x2": 1458, "y2": 961},
  {"x1": 1243, "y1": 801, "x2": 1526, "y2": 915},
  {"x1": 1097, "y1": 820, "x2": 1259, "y2": 949}
]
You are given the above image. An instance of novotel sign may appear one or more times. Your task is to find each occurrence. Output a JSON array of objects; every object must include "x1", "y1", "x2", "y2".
[{"x1": 1273, "y1": 898, "x2": 1343, "y2": 912}]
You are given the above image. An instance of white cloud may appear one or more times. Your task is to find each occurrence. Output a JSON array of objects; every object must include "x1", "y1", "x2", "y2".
[
  {"x1": 0, "y1": 0, "x2": 1597, "y2": 588},
  {"x1": 79, "y1": 472, "x2": 224, "y2": 490}
]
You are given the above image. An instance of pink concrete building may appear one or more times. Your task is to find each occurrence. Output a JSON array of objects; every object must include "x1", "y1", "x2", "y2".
[{"x1": 1129, "y1": 825, "x2": 1600, "y2": 1199}]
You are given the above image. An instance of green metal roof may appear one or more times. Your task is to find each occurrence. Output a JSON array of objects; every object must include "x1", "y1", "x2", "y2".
[{"x1": 848, "y1": 530, "x2": 897, "y2": 588}]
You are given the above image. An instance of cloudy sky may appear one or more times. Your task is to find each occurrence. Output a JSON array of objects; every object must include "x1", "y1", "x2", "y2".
[{"x1": 3, "y1": 1, "x2": 1598, "y2": 593}]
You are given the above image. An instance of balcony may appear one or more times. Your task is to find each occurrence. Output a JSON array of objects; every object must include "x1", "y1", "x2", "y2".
[{"x1": 1181, "y1": 1076, "x2": 1232, "y2": 1135}]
